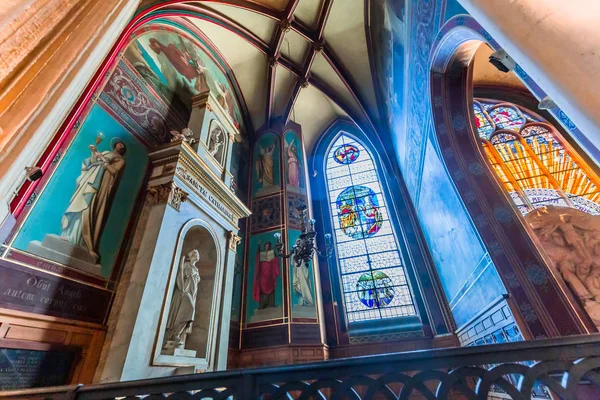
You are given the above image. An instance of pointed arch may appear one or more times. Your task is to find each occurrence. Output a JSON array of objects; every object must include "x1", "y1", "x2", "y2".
[{"x1": 309, "y1": 120, "x2": 452, "y2": 340}]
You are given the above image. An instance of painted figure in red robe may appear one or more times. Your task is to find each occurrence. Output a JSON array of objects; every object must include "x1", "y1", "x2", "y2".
[{"x1": 253, "y1": 241, "x2": 280, "y2": 309}]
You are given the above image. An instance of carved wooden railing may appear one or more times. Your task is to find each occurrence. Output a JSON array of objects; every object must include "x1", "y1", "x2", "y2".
[{"x1": 4, "y1": 334, "x2": 600, "y2": 400}]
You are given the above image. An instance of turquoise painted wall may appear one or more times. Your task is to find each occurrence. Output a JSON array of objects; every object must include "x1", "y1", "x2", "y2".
[{"x1": 13, "y1": 104, "x2": 149, "y2": 278}]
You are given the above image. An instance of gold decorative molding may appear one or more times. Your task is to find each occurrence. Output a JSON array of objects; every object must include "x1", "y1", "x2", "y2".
[
  {"x1": 146, "y1": 182, "x2": 188, "y2": 211},
  {"x1": 149, "y1": 141, "x2": 251, "y2": 223},
  {"x1": 228, "y1": 231, "x2": 241, "y2": 251}
]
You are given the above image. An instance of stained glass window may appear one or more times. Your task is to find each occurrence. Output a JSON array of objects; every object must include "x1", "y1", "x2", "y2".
[
  {"x1": 325, "y1": 134, "x2": 416, "y2": 323},
  {"x1": 473, "y1": 99, "x2": 600, "y2": 215}
]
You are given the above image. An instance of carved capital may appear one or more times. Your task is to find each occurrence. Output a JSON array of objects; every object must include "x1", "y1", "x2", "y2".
[
  {"x1": 147, "y1": 182, "x2": 188, "y2": 211},
  {"x1": 228, "y1": 231, "x2": 242, "y2": 251}
]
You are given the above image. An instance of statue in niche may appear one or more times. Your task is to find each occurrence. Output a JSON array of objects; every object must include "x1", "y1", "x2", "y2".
[
  {"x1": 165, "y1": 249, "x2": 201, "y2": 350},
  {"x1": 253, "y1": 241, "x2": 280, "y2": 309},
  {"x1": 256, "y1": 144, "x2": 276, "y2": 188},
  {"x1": 525, "y1": 205, "x2": 600, "y2": 325},
  {"x1": 61, "y1": 135, "x2": 127, "y2": 261},
  {"x1": 291, "y1": 239, "x2": 314, "y2": 307},
  {"x1": 207, "y1": 125, "x2": 224, "y2": 158}
]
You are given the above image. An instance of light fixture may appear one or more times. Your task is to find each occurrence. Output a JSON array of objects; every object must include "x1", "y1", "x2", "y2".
[{"x1": 274, "y1": 206, "x2": 333, "y2": 268}]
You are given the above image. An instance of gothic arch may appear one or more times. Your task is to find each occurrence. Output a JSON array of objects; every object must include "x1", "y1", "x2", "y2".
[
  {"x1": 429, "y1": 15, "x2": 594, "y2": 337},
  {"x1": 309, "y1": 119, "x2": 452, "y2": 345}
]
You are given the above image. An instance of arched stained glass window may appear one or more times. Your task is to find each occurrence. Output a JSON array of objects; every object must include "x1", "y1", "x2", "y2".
[
  {"x1": 325, "y1": 134, "x2": 416, "y2": 323},
  {"x1": 473, "y1": 99, "x2": 600, "y2": 215}
]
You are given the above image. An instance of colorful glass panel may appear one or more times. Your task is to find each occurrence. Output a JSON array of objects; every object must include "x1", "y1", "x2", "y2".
[
  {"x1": 334, "y1": 144, "x2": 360, "y2": 164},
  {"x1": 473, "y1": 101, "x2": 495, "y2": 139},
  {"x1": 336, "y1": 186, "x2": 383, "y2": 239},
  {"x1": 325, "y1": 134, "x2": 416, "y2": 323},
  {"x1": 488, "y1": 105, "x2": 526, "y2": 131},
  {"x1": 474, "y1": 99, "x2": 600, "y2": 216},
  {"x1": 356, "y1": 271, "x2": 395, "y2": 308}
]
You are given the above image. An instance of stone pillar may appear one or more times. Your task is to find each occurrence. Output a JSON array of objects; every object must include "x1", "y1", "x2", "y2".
[
  {"x1": 457, "y1": 0, "x2": 600, "y2": 153},
  {"x1": 239, "y1": 120, "x2": 326, "y2": 367}
]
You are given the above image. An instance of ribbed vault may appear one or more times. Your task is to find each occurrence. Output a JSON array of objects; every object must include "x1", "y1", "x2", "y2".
[{"x1": 140, "y1": 0, "x2": 381, "y2": 151}]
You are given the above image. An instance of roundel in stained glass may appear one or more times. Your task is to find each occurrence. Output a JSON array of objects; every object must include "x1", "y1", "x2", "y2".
[
  {"x1": 356, "y1": 271, "x2": 395, "y2": 308},
  {"x1": 333, "y1": 144, "x2": 360, "y2": 164},
  {"x1": 336, "y1": 185, "x2": 383, "y2": 239}
]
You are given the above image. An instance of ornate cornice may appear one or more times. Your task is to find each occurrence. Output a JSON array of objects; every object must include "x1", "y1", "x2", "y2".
[{"x1": 149, "y1": 142, "x2": 251, "y2": 223}]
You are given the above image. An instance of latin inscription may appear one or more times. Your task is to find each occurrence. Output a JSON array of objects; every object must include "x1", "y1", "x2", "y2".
[
  {"x1": 0, "y1": 260, "x2": 109, "y2": 323},
  {"x1": 176, "y1": 166, "x2": 235, "y2": 221}
]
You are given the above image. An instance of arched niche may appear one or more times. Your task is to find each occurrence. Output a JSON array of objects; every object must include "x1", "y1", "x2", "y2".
[
  {"x1": 154, "y1": 218, "x2": 221, "y2": 368},
  {"x1": 429, "y1": 16, "x2": 595, "y2": 338}
]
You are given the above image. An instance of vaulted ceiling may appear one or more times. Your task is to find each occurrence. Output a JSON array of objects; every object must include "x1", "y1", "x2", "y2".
[{"x1": 142, "y1": 0, "x2": 381, "y2": 152}]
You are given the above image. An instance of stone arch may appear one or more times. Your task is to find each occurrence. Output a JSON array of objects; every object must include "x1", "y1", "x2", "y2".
[{"x1": 428, "y1": 16, "x2": 594, "y2": 337}]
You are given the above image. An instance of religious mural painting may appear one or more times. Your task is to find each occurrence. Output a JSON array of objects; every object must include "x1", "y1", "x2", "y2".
[
  {"x1": 252, "y1": 132, "x2": 281, "y2": 198},
  {"x1": 284, "y1": 131, "x2": 305, "y2": 193},
  {"x1": 124, "y1": 28, "x2": 243, "y2": 130},
  {"x1": 245, "y1": 230, "x2": 283, "y2": 324},
  {"x1": 324, "y1": 134, "x2": 417, "y2": 323},
  {"x1": 287, "y1": 229, "x2": 317, "y2": 319},
  {"x1": 250, "y1": 195, "x2": 282, "y2": 233},
  {"x1": 12, "y1": 104, "x2": 149, "y2": 279}
]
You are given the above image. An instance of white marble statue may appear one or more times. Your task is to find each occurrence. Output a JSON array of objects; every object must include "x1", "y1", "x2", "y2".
[
  {"x1": 165, "y1": 249, "x2": 201, "y2": 348},
  {"x1": 525, "y1": 205, "x2": 600, "y2": 326},
  {"x1": 208, "y1": 125, "x2": 224, "y2": 158}
]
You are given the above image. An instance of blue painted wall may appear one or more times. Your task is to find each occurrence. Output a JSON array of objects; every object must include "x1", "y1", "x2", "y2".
[{"x1": 383, "y1": 0, "x2": 506, "y2": 328}]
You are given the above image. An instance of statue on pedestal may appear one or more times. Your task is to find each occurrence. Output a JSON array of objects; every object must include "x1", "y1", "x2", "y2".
[
  {"x1": 525, "y1": 205, "x2": 600, "y2": 327},
  {"x1": 164, "y1": 249, "x2": 201, "y2": 354}
]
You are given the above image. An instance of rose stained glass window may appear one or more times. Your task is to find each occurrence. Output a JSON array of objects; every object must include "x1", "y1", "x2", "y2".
[
  {"x1": 473, "y1": 99, "x2": 600, "y2": 216},
  {"x1": 325, "y1": 134, "x2": 416, "y2": 323}
]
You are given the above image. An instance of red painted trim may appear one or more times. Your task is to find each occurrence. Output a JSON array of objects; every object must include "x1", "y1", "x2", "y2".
[
  {"x1": 290, "y1": 20, "x2": 314, "y2": 42},
  {"x1": 316, "y1": 0, "x2": 333, "y2": 39},
  {"x1": 278, "y1": 57, "x2": 302, "y2": 77}
]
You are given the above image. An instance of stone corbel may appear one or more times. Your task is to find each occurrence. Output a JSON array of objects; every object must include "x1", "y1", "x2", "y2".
[
  {"x1": 147, "y1": 182, "x2": 189, "y2": 211},
  {"x1": 227, "y1": 231, "x2": 241, "y2": 251}
]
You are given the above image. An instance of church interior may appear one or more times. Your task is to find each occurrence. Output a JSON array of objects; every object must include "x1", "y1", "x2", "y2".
[{"x1": 1, "y1": 0, "x2": 600, "y2": 399}]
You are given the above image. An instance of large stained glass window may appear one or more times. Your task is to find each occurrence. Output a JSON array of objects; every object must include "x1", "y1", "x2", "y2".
[
  {"x1": 473, "y1": 99, "x2": 600, "y2": 215},
  {"x1": 325, "y1": 134, "x2": 416, "y2": 323}
]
